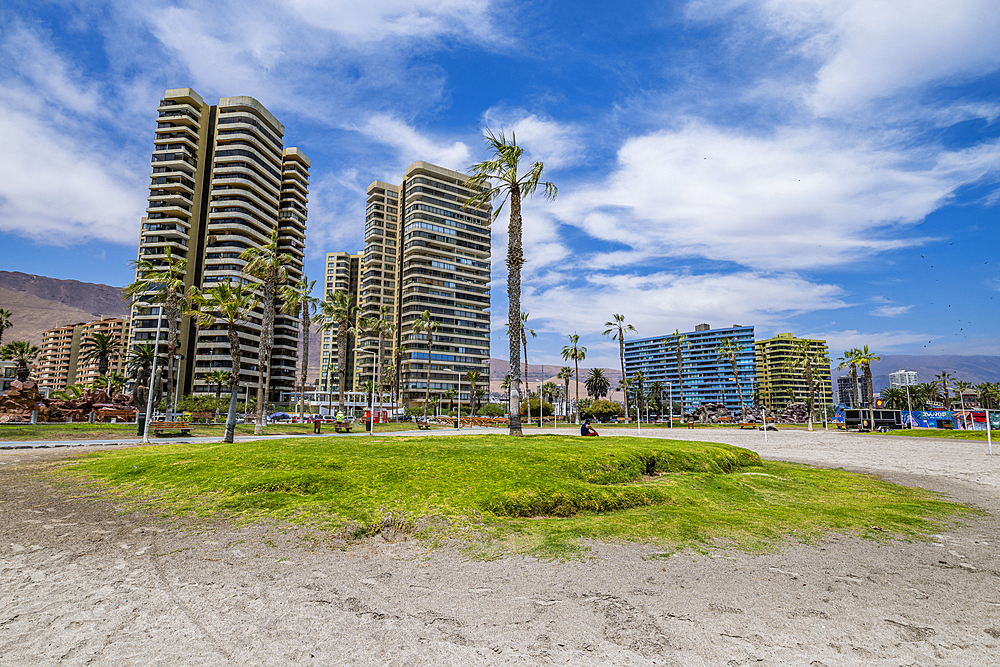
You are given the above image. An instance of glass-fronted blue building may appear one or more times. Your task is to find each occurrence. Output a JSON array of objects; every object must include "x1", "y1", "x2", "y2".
[{"x1": 623, "y1": 323, "x2": 756, "y2": 414}]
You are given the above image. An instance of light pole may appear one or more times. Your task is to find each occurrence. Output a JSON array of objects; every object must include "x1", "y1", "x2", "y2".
[{"x1": 441, "y1": 367, "x2": 462, "y2": 429}]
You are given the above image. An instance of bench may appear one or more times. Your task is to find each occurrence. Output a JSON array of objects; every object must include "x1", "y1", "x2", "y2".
[
  {"x1": 96, "y1": 410, "x2": 137, "y2": 423},
  {"x1": 416, "y1": 421, "x2": 431, "y2": 430},
  {"x1": 150, "y1": 421, "x2": 192, "y2": 437},
  {"x1": 333, "y1": 422, "x2": 352, "y2": 433},
  {"x1": 739, "y1": 422, "x2": 757, "y2": 429},
  {"x1": 185, "y1": 412, "x2": 214, "y2": 424}
]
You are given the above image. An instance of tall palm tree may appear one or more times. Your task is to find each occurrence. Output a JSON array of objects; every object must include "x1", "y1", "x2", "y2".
[
  {"x1": 127, "y1": 343, "x2": 156, "y2": 372},
  {"x1": 205, "y1": 369, "x2": 231, "y2": 400},
  {"x1": 187, "y1": 281, "x2": 259, "y2": 444},
  {"x1": 561, "y1": 333, "x2": 586, "y2": 423},
  {"x1": 362, "y1": 305, "x2": 394, "y2": 412},
  {"x1": 837, "y1": 348, "x2": 862, "y2": 408},
  {"x1": 80, "y1": 332, "x2": 121, "y2": 379},
  {"x1": 411, "y1": 310, "x2": 439, "y2": 420},
  {"x1": 507, "y1": 312, "x2": 537, "y2": 405},
  {"x1": 715, "y1": 337, "x2": 748, "y2": 418},
  {"x1": 123, "y1": 248, "x2": 188, "y2": 419},
  {"x1": 854, "y1": 346, "x2": 882, "y2": 427},
  {"x1": 585, "y1": 367, "x2": 610, "y2": 398},
  {"x1": 934, "y1": 371, "x2": 955, "y2": 410},
  {"x1": 541, "y1": 381, "x2": 558, "y2": 406},
  {"x1": 279, "y1": 276, "x2": 318, "y2": 422},
  {"x1": 465, "y1": 130, "x2": 557, "y2": 436},
  {"x1": 880, "y1": 387, "x2": 908, "y2": 410},
  {"x1": 557, "y1": 366, "x2": 573, "y2": 419},
  {"x1": 313, "y1": 291, "x2": 359, "y2": 415},
  {"x1": 783, "y1": 339, "x2": 820, "y2": 430},
  {"x1": 241, "y1": 228, "x2": 294, "y2": 435},
  {"x1": 0, "y1": 308, "x2": 12, "y2": 347},
  {"x1": 648, "y1": 381, "x2": 665, "y2": 418},
  {"x1": 974, "y1": 382, "x2": 999, "y2": 410},
  {"x1": 1, "y1": 341, "x2": 41, "y2": 382},
  {"x1": 444, "y1": 388, "x2": 457, "y2": 415},
  {"x1": 602, "y1": 314, "x2": 636, "y2": 416},
  {"x1": 466, "y1": 369, "x2": 482, "y2": 414},
  {"x1": 671, "y1": 329, "x2": 687, "y2": 416}
]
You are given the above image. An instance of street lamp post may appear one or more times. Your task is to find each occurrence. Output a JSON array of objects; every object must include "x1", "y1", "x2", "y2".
[{"x1": 441, "y1": 367, "x2": 462, "y2": 429}]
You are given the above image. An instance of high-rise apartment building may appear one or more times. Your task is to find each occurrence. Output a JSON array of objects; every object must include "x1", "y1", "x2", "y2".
[
  {"x1": 836, "y1": 375, "x2": 868, "y2": 407},
  {"x1": 129, "y1": 88, "x2": 310, "y2": 400},
  {"x1": 755, "y1": 333, "x2": 833, "y2": 411},
  {"x1": 889, "y1": 369, "x2": 918, "y2": 387},
  {"x1": 36, "y1": 317, "x2": 130, "y2": 392},
  {"x1": 320, "y1": 251, "x2": 361, "y2": 392},
  {"x1": 326, "y1": 162, "x2": 491, "y2": 408},
  {"x1": 624, "y1": 323, "x2": 756, "y2": 413}
]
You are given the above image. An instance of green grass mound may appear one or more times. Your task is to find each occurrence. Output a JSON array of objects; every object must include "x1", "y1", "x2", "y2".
[{"x1": 60, "y1": 434, "x2": 969, "y2": 557}]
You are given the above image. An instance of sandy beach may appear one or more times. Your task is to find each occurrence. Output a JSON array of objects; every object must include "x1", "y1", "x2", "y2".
[{"x1": 2, "y1": 428, "x2": 999, "y2": 666}]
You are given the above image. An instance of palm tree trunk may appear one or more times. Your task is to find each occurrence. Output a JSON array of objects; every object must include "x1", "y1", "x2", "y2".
[
  {"x1": 619, "y1": 336, "x2": 628, "y2": 421},
  {"x1": 574, "y1": 358, "x2": 580, "y2": 423},
  {"x1": 507, "y1": 187, "x2": 524, "y2": 436},
  {"x1": 424, "y1": 334, "x2": 432, "y2": 419},
  {"x1": 730, "y1": 357, "x2": 745, "y2": 418},
  {"x1": 255, "y1": 278, "x2": 276, "y2": 436},
  {"x1": 225, "y1": 324, "x2": 242, "y2": 444},
  {"x1": 523, "y1": 335, "x2": 531, "y2": 425},
  {"x1": 337, "y1": 323, "x2": 347, "y2": 413},
  {"x1": 806, "y1": 359, "x2": 814, "y2": 431},
  {"x1": 865, "y1": 364, "x2": 875, "y2": 429},
  {"x1": 675, "y1": 348, "x2": 683, "y2": 419},
  {"x1": 299, "y1": 305, "x2": 309, "y2": 423}
]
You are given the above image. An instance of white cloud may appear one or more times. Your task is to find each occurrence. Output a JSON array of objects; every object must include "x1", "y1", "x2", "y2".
[
  {"x1": 481, "y1": 108, "x2": 583, "y2": 169},
  {"x1": 549, "y1": 121, "x2": 1000, "y2": 271},
  {"x1": 361, "y1": 115, "x2": 471, "y2": 173},
  {"x1": 283, "y1": 0, "x2": 497, "y2": 42},
  {"x1": 518, "y1": 270, "x2": 848, "y2": 339},
  {"x1": 0, "y1": 26, "x2": 145, "y2": 245},
  {"x1": 870, "y1": 304, "x2": 913, "y2": 318}
]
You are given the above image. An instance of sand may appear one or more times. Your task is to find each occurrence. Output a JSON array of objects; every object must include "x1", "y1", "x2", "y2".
[{"x1": 2, "y1": 428, "x2": 999, "y2": 666}]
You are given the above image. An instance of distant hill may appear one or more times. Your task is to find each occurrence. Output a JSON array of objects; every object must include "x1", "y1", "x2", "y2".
[
  {"x1": 831, "y1": 355, "x2": 1000, "y2": 393},
  {"x1": 0, "y1": 272, "x2": 128, "y2": 346}
]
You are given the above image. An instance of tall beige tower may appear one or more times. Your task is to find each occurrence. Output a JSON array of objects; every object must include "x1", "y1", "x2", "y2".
[{"x1": 130, "y1": 88, "x2": 310, "y2": 400}]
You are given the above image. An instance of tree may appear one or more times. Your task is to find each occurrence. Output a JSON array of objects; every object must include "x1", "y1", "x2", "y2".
[
  {"x1": 670, "y1": 330, "x2": 687, "y2": 415},
  {"x1": 0, "y1": 308, "x2": 12, "y2": 346},
  {"x1": 837, "y1": 349, "x2": 862, "y2": 408},
  {"x1": 557, "y1": 366, "x2": 573, "y2": 419},
  {"x1": 934, "y1": 371, "x2": 955, "y2": 409},
  {"x1": 444, "y1": 388, "x2": 457, "y2": 414},
  {"x1": 647, "y1": 381, "x2": 664, "y2": 417},
  {"x1": 561, "y1": 333, "x2": 586, "y2": 423},
  {"x1": 507, "y1": 312, "x2": 537, "y2": 423},
  {"x1": 466, "y1": 369, "x2": 482, "y2": 414},
  {"x1": 783, "y1": 339, "x2": 821, "y2": 431},
  {"x1": 580, "y1": 399, "x2": 624, "y2": 423},
  {"x1": 630, "y1": 370, "x2": 647, "y2": 419},
  {"x1": 279, "y1": 276, "x2": 319, "y2": 423},
  {"x1": 602, "y1": 314, "x2": 636, "y2": 417},
  {"x1": 975, "y1": 382, "x2": 1000, "y2": 410},
  {"x1": 854, "y1": 346, "x2": 882, "y2": 428},
  {"x1": 465, "y1": 130, "x2": 557, "y2": 436},
  {"x1": 123, "y1": 248, "x2": 188, "y2": 419},
  {"x1": 128, "y1": 343, "x2": 156, "y2": 372},
  {"x1": 187, "y1": 280, "x2": 259, "y2": 444},
  {"x1": 716, "y1": 337, "x2": 748, "y2": 418},
  {"x1": 500, "y1": 373, "x2": 512, "y2": 409},
  {"x1": 80, "y1": 332, "x2": 120, "y2": 379},
  {"x1": 585, "y1": 368, "x2": 610, "y2": 399},
  {"x1": 411, "y1": 310, "x2": 439, "y2": 420},
  {"x1": 880, "y1": 387, "x2": 908, "y2": 410},
  {"x1": 313, "y1": 291, "x2": 358, "y2": 415},
  {"x1": 1, "y1": 341, "x2": 41, "y2": 382},
  {"x1": 205, "y1": 369, "x2": 231, "y2": 400},
  {"x1": 240, "y1": 228, "x2": 294, "y2": 436},
  {"x1": 361, "y1": 305, "x2": 394, "y2": 414}
]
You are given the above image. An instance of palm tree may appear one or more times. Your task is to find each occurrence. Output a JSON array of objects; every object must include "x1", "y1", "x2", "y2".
[
  {"x1": 602, "y1": 314, "x2": 636, "y2": 416},
  {"x1": 541, "y1": 381, "x2": 558, "y2": 406},
  {"x1": 362, "y1": 305, "x2": 394, "y2": 413},
  {"x1": 444, "y1": 388, "x2": 457, "y2": 415},
  {"x1": 123, "y1": 248, "x2": 188, "y2": 419},
  {"x1": 80, "y1": 332, "x2": 121, "y2": 378},
  {"x1": 837, "y1": 349, "x2": 862, "y2": 408},
  {"x1": 500, "y1": 373, "x2": 512, "y2": 410},
  {"x1": 187, "y1": 280, "x2": 259, "y2": 444},
  {"x1": 716, "y1": 337, "x2": 748, "y2": 418},
  {"x1": 671, "y1": 329, "x2": 687, "y2": 416},
  {"x1": 466, "y1": 369, "x2": 482, "y2": 414},
  {"x1": 648, "y1": 381, "x2": 665, "y2": 418},
  {"x1": 240, "y1": 228, "x2": 294, "y2": 435},
  {"x1": 585, "y1": 368, "x2": 611, "y2": 398},
  {"x1": 507, "y1": 312, "x2": 537, "y2": 415},
  {"x1": 974, "y1": 382, "x2": 999, "y2": 410},
  {"x1": 128, "y1": 343, "x2": 156, "y2": 372},
  {"x1": 854, "y1": 346, "x2": 882, "y2": 428},
  {"x1": 279, "y1": 276, "x2": 319, "y2": 423},
  {"x1": 913, "y1": 382, "x2": 941, "y2": 410},
  {"x1": 557, "y1": 366, "x2": 573, "y2": 419},
  {"x1": 631, "y1": 371, "x2": 647, "y2": 419},
  {"x1": 934, "y1": 371, "x2": 955, "y2": 409},
  {"x1": 465, "y1": 130, "x2": 557, "y2": 436},
  {"x1": 0, "y1": 308, "x2": 12, "y2": 346},
  {"x1": 783, "y1": 339, "x2": 821, "y2": 430},
  {"x1": 561, "y1": 333, "x2": 586, "y2": 423},
  {"x1": 1, "y1": 341, "x2": 41, "y2": 382},
  {"x1": 880, "y1": 387, "x2": 908, "y2": 410},
  {"x1": 313, "y1": 291, "x2": 358, "y2": 415},
  {"x1": 411, "y1": 310, "x2": 439, "y2": 420},
  {"x1": 205, "y1": 369, "x2": 231, "y2": 400}
]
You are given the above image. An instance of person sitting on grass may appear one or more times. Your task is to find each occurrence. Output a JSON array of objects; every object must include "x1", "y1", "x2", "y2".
[{"x1": 581, "y1": 419, "x2": 599, "y2": 436}]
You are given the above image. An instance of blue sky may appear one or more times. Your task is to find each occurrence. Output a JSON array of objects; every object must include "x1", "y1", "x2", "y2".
[{"x1": 1, "y1": 0, "x2": 999, "y2": 369}]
